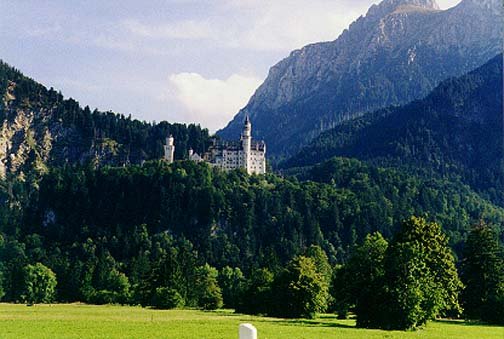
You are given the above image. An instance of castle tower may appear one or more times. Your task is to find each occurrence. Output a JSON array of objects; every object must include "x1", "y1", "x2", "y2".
[
  {"x1": 164, "y1": 135, "x2": 175, "y2": 164},
  {"x1": 242, "y1": 115, "x2": 252, "y2": 174}
]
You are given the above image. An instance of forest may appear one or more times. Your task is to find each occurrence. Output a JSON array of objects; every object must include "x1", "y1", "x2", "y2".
[
  {"x1": 0, "y1": 159, "x2": 503, "y2": 328},
  {"x1": 0, "y1": 55, "x2": 503, "y2": 331},
  {"x1": 0, "y1": 60, "x2": 212, "y2": 169},
  {"x1": 281, "y1": 55, "x2": 504, "y2": 207}
]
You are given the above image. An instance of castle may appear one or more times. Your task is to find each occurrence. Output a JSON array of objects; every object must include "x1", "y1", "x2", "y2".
[{"x1": 164, "y1": 116, "x2": 266, "y2": 175}]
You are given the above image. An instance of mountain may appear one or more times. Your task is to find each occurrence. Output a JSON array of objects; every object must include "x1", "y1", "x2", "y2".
[
  {"x1": 0, "y1": 61, "x2": 211, "y2": 182},
  {"x1": 218, "y1": 0, "x2": 502, "y2": 159},
  {"x1": 282, "y1": 54, "x2": 504, "y2": 206}
]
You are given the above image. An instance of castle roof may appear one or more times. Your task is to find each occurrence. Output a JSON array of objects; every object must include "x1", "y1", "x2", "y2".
[{"x1": 207, "y1": 139, "x2": 265, "y2": 152}]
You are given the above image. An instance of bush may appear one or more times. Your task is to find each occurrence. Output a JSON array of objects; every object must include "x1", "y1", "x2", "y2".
[
  {"x1": 271, "y1": 256, "x2": 329, "y2": 319},
  {"x1": 90, "y1": 290, "x2": 122, "y2": 305},
  {"x1": 22, "y1": 263, "x2": 57, "y2": 304},
  {"x1": 218, "y1": 267, "x2": 245, "y2": 309},
  {"x1": 152, "y1": 287, "x2": 184, "y2": 309},
  {"x1": 235, "y1": 268, "x2": 273, "y2": 315}
]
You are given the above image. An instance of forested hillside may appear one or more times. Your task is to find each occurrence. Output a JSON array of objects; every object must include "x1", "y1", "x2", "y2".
[
  {"x1": 282, "y1": 54, "x2": 504, "y2": 206},
  {"x1": 1, "y1": 57, "x2": 503, "y2": 326},
  {"x1": 0, "y1": 60, "x2": 211, "y2": 183},
  {"x1": 0, "y1": 158, "x2": 502, "y2": 307},
  {"x1": 219, "y1": 0, "x2": 502, "y2": 158}
]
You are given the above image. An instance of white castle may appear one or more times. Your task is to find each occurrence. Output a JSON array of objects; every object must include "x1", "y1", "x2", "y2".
[{"x1": 164, "y1": 116, "x2": 266, "y2": 175}]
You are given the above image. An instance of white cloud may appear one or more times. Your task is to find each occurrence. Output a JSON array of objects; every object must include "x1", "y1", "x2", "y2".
[
  {"x1": 168, "y1": 73, "x2": 263, "y2": 132},
  {"x1": 100, "y1": 1, "x2": 462, "y2": 56},
  {"x1": 224, "y1": 0, "x2": 368, "y2": 51},
  {"x1": 119, "y1": 1, "x2": 367, "y2": 53},
  {"x1": 437, "y1": 0, "x2": 462, "y2": 9}
]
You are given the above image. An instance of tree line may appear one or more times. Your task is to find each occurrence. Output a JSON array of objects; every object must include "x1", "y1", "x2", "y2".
[
  {"x1": 280, "y1": 55, "x2": 504, "y2": 208},
  {"x1": 0, "y1": 59, "x2": 212, "y2": 168},
  {"x1": 0, "y1": 216, "x2": 502, "y2": 329},
  {"x1": 0, "y1": 159, "x2": 502, "y2": 329}
]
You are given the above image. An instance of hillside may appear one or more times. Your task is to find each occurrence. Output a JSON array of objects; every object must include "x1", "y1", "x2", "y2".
[
  {"x1": 218, "y1": 0, "x2": 502, "y2": 158},
  {"x1": 0, "y1": 60, "x2": 211, "y2": 183},
  {"x1": 282, "y1": 54, "x2": 504, "y2": 206},
  {"x1": 0, "y1": 157, "x2": 501, "y2": 305}
]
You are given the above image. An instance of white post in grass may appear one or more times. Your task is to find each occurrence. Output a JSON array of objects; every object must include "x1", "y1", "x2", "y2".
[{"x1": 239, "y1": 323, "x2": 257, "y2": 339}]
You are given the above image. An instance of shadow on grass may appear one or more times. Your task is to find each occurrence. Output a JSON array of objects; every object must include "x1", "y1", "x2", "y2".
[
  {"x1": 435, "y1": 319, "x2": 504, "y2": 328},
  {"x1": 252, "y1": 318, "x2": 356, "y2": 329}
]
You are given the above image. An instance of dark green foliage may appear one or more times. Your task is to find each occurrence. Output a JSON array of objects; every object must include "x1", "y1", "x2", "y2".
[
  {"x1": 333, "y1": 217, "x2": 463, "y2": 330},
  {"x1": 0, "y1": 238, "x2": 28, "y2": 301},
  {"x1": 0, "y1": 156, "x2": 501, "y2": 310},
  {"x1": 282, "y1": 55, "x2": 504, "y2": 207},
  {"x1": 0, "y1": 270, "x2": 4, "y2": 301},
  {"x1": 22, "y1": 159, "x2": 504, "y2": 271},
  {"x1": 194, "y1": 264, "x2": 223, "y2": 310},
  {"x1": 235, "y1": 268, "x2": 274, "y2": 315},
  {"x1": 218, "y1": 266, "x2": 245, "y2": 309},
  {"x1": 271, "y1": 256, "x2": 329, "y2": 319},
  {"x1": 80, "y1": 251, "x2": 131, "y2": 305},
  {"x1": 331, "y1": 232, "x2": 388, "y2": 326},
  {"x1": 22, "y1": 263, "x2": 57, "y2": 304},
  {"x1": 152, "y1": 287, "x2": 185, "y2": 309},
  {"x1": 304, "y1": 245, "x2": 332, "y2": 287},
  {"x1": 461, "y1": 223, "x2": 504, "y2": 325},
  {"x1": 0, "y1": 59, "x2": 211, "y2": 169},
  {"x1": 383, "y1": 217, "x2": 462, "y2": 330},
  {"x1": 301, "y1": 157, "x2": 504, "y2": 247}
]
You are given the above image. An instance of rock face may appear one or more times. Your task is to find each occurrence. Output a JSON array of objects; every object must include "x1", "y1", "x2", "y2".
[
  {"x1": 281, "y1": 54, "x2": 504, "y2": 205},
  {"x1": 218, "y1": 0, "x2": 503, "y2": 158},
  {"x1": 0, "y1": 61, "x2": 211, "y2": 184},
  {"x1": 283, "y1": 54, "x2": 503, "y2": 170}
]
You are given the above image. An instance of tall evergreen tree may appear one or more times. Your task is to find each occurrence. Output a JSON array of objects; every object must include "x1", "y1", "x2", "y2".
[
  {"x1": 332, "y1": 232, "x2": 388, "y2": 326},
  {"x1": 461, "y1": 222, "x2": 504, "y2": 325},
  {"x1": 194, "y1": 264, "x2": 223, "y2": 310}
]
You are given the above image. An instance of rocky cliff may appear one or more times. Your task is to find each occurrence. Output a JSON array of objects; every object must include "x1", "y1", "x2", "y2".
[
  {"x1": 282, "y1": 54, "x2": 504, "y2": 206},
  {"x1": 218, "y1": 0, "x2": 502, "y2": 158},
  {"x1": 0, "y1": 61, "x2": 211, "y2": 185}
]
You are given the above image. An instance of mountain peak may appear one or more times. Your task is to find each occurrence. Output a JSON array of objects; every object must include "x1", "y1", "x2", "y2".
[
  {"x1": 218, "y1": 0, "x2": 501, "y2": 158},
  {"x1": 367, "y1": 0, "x2": 440, "y2": 18}
]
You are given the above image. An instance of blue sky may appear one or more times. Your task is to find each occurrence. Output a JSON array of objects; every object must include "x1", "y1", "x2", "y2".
[{"x1": 0, "y1": 0, "x2": 460, "y2": 132}]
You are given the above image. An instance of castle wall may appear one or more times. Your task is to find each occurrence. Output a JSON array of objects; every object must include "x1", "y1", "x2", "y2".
[{"x1": 163, "y1": 119, "x2": 266, "y2": 174}]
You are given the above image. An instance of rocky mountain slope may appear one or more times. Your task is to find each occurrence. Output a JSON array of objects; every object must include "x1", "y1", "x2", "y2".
[
  {"x1": 0, "y1": 61, "x2": 211, "y2": 184},
  {"x1": 282, "y1": 54, "x2": 504, "y2": 206},
  {"x1": 218, "y1": 0, "x2": 502, "y2": 158}
]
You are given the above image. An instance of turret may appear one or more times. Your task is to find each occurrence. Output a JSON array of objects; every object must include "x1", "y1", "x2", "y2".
[
  {"x1": 164, "y1": 135, "x2": 175, "y2": 163},
  {"x1": 242, "y1": 115, "x2": 252, "y2": 174},
  {"x1": 243, "y1": 114, "x2": 251, "y2": 138}
]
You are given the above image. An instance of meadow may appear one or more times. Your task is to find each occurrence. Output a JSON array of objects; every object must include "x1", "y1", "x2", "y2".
[{"x1": 0, "y1": 304, "x2": 502, "y2": 339}]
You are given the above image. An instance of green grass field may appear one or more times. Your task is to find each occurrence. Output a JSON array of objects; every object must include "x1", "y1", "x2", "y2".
[{"x1": 0, "y1": 304, "x2": 502, "y2": 339}]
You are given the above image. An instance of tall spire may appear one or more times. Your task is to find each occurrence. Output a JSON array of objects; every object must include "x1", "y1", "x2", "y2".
[{"x1": 244, "y1": 114, "x2": 251, "y2": 125}]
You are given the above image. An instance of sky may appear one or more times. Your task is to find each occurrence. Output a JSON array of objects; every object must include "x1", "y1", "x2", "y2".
[{"x1": 0, "y1": 0, "x2": 461, "y2": 132}]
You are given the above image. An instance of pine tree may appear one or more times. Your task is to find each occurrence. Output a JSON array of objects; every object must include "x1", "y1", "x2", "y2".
[{"x1": 461, "y1": 222, "x2": 504, "y2": 324}]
